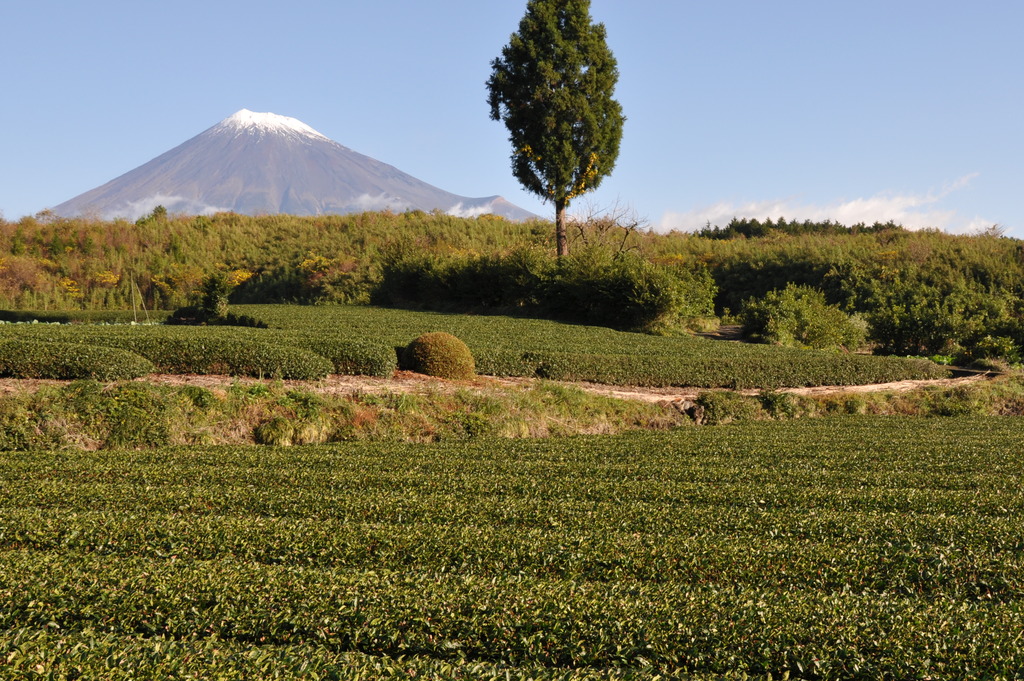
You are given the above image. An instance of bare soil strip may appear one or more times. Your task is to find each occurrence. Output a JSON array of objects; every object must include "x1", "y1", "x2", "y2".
[
  {"x1": 0, "y1": 371, "x2": 993, "y2": 404},
  {"x1": 573, "y1": 373, "x2": 991, "y2": 404}
]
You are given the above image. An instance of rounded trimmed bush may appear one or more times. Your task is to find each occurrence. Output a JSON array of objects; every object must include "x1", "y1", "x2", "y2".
[{"x1": 402, "y1": 332, "x2": 476, "y2": 380}]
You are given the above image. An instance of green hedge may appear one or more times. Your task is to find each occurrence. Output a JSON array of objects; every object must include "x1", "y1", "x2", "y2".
[
  {"x1": 115, "y1": 337, "x2": 333, "y2": 380},
  {"x1": 0, "y1": 310, "x2": 170, "y2": 324},
  {"x1": 510, "y1": 349, "x2": 944, "y2": 389},
  {"x1": 0, "y1": 340, "x2": 154, "y2": 380},
  {"x1": 0, "y1": 326, "x2": 333, "y2": 380},
  {"x1": 281, "y1": 335, "x2": 397, "y2": 377}
]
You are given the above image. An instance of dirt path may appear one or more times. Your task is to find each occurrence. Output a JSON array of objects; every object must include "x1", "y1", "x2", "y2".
[
  {"x1": 0, "y1": 370, "x2": 993, "y2": 404},
  {"x1": 572, "y1": 373, "x2": 991, "y2": 404},
  {"x1": 695, "y1": 324, "x2": 744, "y2": 342}
]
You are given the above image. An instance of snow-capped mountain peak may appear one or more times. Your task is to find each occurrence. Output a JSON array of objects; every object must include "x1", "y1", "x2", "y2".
[
  {"x1": 51, "y1": 110, "x2": 538, "y2": 221},
  {"x1": 217, "y1": 109, "x2": 327, "y2": 141}
]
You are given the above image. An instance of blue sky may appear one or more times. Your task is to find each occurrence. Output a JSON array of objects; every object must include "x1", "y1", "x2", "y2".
[{"x1": 2, "y1": 1, "x2": 1021, "y2": 236}]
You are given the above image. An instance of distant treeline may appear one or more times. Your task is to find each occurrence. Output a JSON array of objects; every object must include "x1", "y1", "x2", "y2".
[
  {"x1": 696, "y1": 216, "x2": 906, "y2": 240},
  {"x1": 2, "y1": 208, "x2": 1023, "y2": 362}
]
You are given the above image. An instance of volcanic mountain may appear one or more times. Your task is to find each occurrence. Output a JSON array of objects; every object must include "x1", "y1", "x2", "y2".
[{"x1": 52, "y1": 109, "x2": 536, "y2": 221}]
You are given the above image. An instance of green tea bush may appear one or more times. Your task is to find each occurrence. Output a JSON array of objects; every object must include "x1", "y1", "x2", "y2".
[
  {"x1": 0, "y1": 339, "x2": 153, "y2": 380},
  {"x1": 9, "y1": 418, "x2": 1024, "y2": 676},
  {"x1": 285, "y1": 336, "x2": 397, "y2": 377},
  {"x1": 521, "y1": 350, "x2": 646, "y2": 384},
  {"x1": 741, "y1": 284, "x2": 866, "y2": 350},
  {"x1": 0, "y1": 310, "x2": 170, "y2": 324},
  {"x1": 0, "y1": 305, "x2": 947, "y2": 388},
  {"x1": 167, "y1": 306, "x2": 268, "y2": 329},
  {"x1": 402, "y1": 332, "x2": 476, "y2": 380},
  {"x1": 474, "y1": 349, "x2": 535, "y2": 377},
  {"x1": 118, "y1": 337, "x2": 332, "y2": 380},
  {"x1": 0, "y1": 324, "x2": 340, "y2": 379}
]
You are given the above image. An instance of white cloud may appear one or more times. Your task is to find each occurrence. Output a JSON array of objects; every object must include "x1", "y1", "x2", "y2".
[
  {"x1": 107, "y1": 195, "x2": 229, "y2": 221},
  {"x1": 658, "y1": 174, "x2": 993, "y2": 235},
  {"x1": 447, "y1": 201, "x2": 495, "y2": 219},
  {"x1": 348, "y1": 193, "x2": 410, "y2": 213}
]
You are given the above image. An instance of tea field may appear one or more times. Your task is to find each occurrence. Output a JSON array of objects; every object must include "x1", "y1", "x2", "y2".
[
  {"x1": 2, "y1": 417, "x2": 1023, "y2": 678},
  {"x1": 241, "y1": 304, "x2": 946, "y2": 387},
  {"x1": 0, "y1": 304, "x2": 945, "y2": 387}
]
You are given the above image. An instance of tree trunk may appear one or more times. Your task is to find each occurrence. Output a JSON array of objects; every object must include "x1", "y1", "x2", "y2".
[{"x1": 555, "y1": 200, "x2": 569, "y2": 257}]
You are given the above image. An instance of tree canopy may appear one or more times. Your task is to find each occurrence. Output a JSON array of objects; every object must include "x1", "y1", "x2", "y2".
[{"x1": 487, "y1": 0, "x2": 624, "y2": 256}]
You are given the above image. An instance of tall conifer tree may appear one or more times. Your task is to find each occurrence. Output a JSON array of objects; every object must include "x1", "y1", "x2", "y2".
[{"x1": 487, "y1": 0, "x2": 624, "y2": 257}]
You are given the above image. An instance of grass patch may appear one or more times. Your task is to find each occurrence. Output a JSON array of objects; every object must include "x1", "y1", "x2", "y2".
[{"x1": 0, "y1": 379, "x2": 683, "y2": 450}]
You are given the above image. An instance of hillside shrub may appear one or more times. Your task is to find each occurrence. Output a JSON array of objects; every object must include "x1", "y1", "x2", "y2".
[
  {"x1": 179, "y1": 385, "x2": 217, "y2": 410},
  {"x1": 372, "y1": 246, "x2": 716, "y2": 333},
  {"x1": 167, "y1": 270, "x2": 267, "y2": 328},
  {"x1": 864, "y1": 278, "x2": 982, "y2": 357},
  {"x1": 0, "y1": 340, "x2": 153, "y2": 380},
  {"x1": 254, "y1": 416, "x2": 295, "y2": 446},
  {"x1": 199, "y1": 271, "x2": 232, "y2": 319},
  {"x1": 40, "y1": 380, "x2": 174, "y2": 449},
  {"x1": 402, "y1": 332, "x2": 476, "y2": 380},
  {"x1": 101, "y1": 383, "x2": 172, "y2": 448},
  {"x1": 741, "y1": 284, "x2": 866, "y2": 350},
  {"x1": 758, "y1": 389, "x2": 800, "y2": 418},
  {"x1": 0, "y1": 397, "x2": 64, "y2": 450},
  {"x1": 965, "y1": 335, "x2": 1022, "y2": 365},
  {"x1": 373, "y1": 251, "x2": 447, "y2": 309},
  {"x1": 695, "y1": 390, "x2": 765, "y2": 425},
  {"x1": 459, "y1": 248, "x2": 553, "y2": 309},
  {"x1": 546, "y1": 249, "x2": 716, "y2": 333},
  {"x1": 373, "y1": 246, "x2": 553, "y2": 311},
  {"x1": 925, "y1": 386, "x2": 988, "y2": 417}
]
